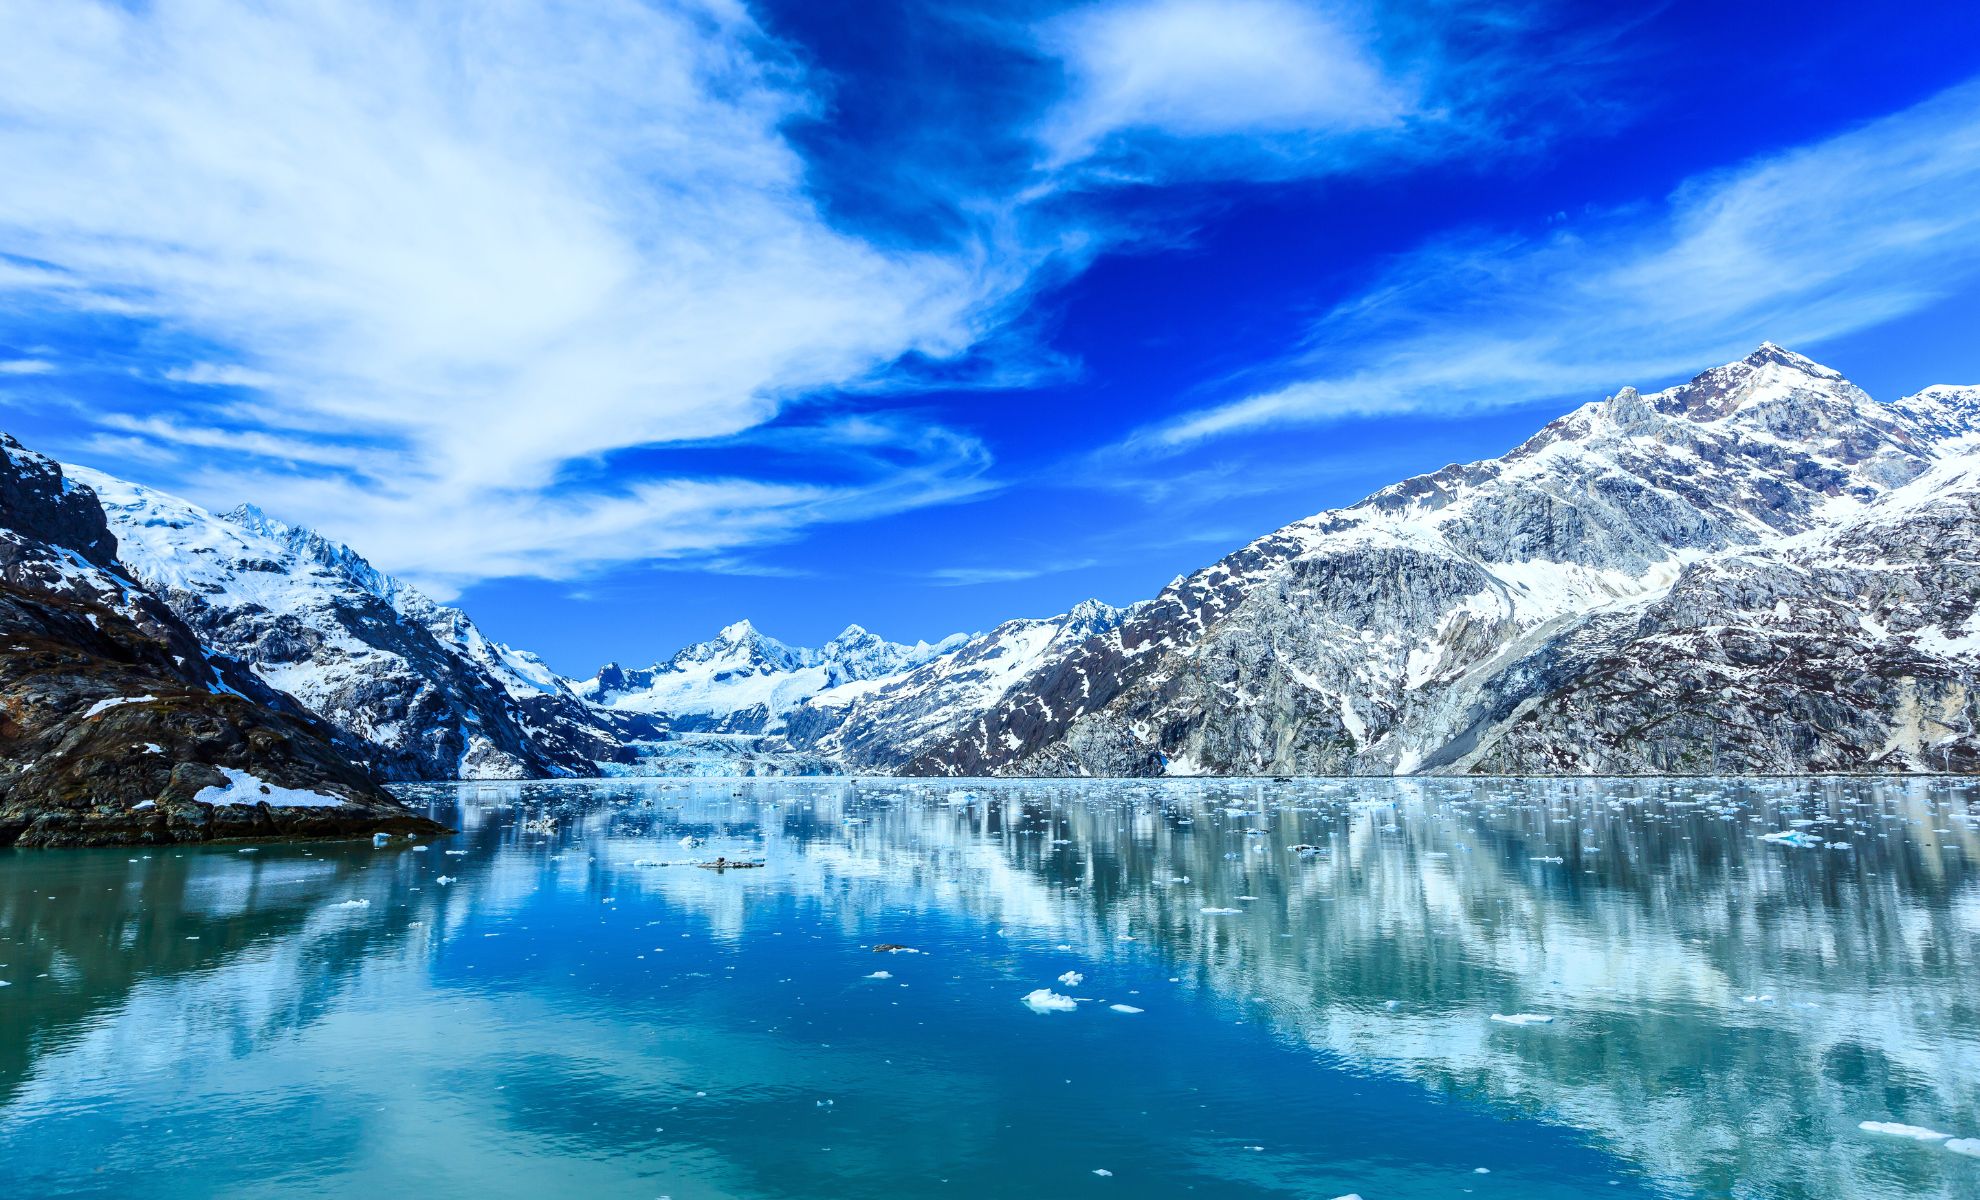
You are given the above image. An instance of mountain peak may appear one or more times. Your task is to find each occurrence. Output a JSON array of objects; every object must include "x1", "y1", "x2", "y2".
[
  {"x1": 718, "y1": 618, "x2": 759, "y2": 642},
  {"x1": 1740, "y1": 341, "x2": 1839, "y2": 377}
]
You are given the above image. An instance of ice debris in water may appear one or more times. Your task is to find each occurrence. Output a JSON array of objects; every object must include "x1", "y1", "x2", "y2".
[
  {"x1": 1947, "y1": 1138, "x2": 1980, "y2": 1157},
  {"x1": 372, "y1": 833, "x2": 391, "y2": 847},
  {"x1": 333, "y1": 899, "x2": 370, "y2": 909},
  {"x1": 1761, "y1": 830, "x2": 1819, "y2": 848},
  {"x1": 1200, "y1": 907, "x2": 1242, "y2": 915},
  {"x1": 1859, "y1": 1121, "x2": 1950, "y2": 1141},
  {"x1": 1092, "y1": 1169, "x2": 1113, "y2": 1177},
  {"x1": 867, "y1": 971, "x2": 893, "y2": 980},
  {"x1": 436, "y1": 876, "x2": 457, "y2": 885},
  {"x1": 1058, "y1": 970, "x2": 1084, "y2": 986},
  {"x1": 1023, "y1": 988, "x2": 1078, "y2": 1013},
  {"x1": 1491, "y1": 1013, "x2": 1554, "y2": 1026},
  {"x1": 1109, "y1": 1004, "x2": 1144, "y2": 1014}
]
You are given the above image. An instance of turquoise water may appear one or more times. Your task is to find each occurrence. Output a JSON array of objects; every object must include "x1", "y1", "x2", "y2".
[{"x1": 2, "y1": 777, "x2": 1977, "y2": 1199}]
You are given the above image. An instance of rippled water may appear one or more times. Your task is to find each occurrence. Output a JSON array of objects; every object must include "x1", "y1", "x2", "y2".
[{"x1": 2, "y1": 777, "x2": 1978, "y2": 1199}]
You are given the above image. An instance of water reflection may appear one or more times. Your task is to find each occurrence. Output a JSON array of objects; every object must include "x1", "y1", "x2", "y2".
[{"x1": 1, "y1": 776, "x2": 1975, "y2": 1199}]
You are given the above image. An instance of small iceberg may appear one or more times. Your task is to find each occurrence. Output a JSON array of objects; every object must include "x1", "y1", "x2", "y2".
[
  {"x1": 1859, "y1": 1121, "x2": 1950, "y2": 1141},
  {"x1": 1948, "y1": 1138, "x2": 1980, "y2": 1157},
  {"x1": 1761, "y1": 830, "x2": 1819, "y2": 848},
  {"x1": 1023, "y1": 988, "x2": 1077, "y2": 1013},
  {"x1": 1490, "y1": 1013, "x2": 1554, "y2": 1026},
  {"x1": 1200, "y1": 907, "x2": 1242, "y2": 915},
  {"x1": 866, "y1": 971, "x2": 893, "y2": 980},
  {"x1": 1058, "y1": 970, "x2": 1084, "y2": 987},
  {"x1": 1108, "y1": 1004, "x2": 1143, "y2": 1014}
]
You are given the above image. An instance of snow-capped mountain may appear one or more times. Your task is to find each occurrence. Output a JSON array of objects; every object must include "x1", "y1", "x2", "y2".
[
  {"x1": 576, "y1": 619, "x2": 968, "y2": 734},
  {"x1": 70, "y1": 466, "x2": 630, "y2": 781},
  {"x1": 0, "y1": 434, "x2": 432, "y2": 844},
  {"x1": 809, "y1": 345, "x2": 1980, "y2": 776},
  {"x1": 783, "y1": 598, "x2": 1140, "y2": 766}
]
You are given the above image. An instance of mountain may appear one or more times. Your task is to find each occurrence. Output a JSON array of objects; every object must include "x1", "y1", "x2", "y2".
[
  {"x1": 71, "y1": 467, "x2": 632, "y2": 781},
  {"x1": 808, "y1": 345, "x2": 1980, "y2": 776},
  {"x1": 577, "y1": 619, "x2": 968, "y2": 734},
  {"x1": 783, "y1": 598, "x2": 1140, "y2": 768},
  {"x1": 0, "y1": 434, "x2": 439, "y2": 846}
]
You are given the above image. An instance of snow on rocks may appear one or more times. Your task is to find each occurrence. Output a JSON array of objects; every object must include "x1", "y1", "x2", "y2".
[
  {"x1": 193, "y1": 767, "x2": 347, "y2": 809},
  {"x1": 83, "y1": 695, "x2": 155, "y2": 719}
]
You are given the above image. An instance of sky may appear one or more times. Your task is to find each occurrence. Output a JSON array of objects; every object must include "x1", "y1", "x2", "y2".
[{"x1": 2, "y1": 0, "x2": 1979, "y2": 676}]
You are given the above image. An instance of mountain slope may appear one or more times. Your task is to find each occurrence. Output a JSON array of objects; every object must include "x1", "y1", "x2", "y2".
[
  {"x1": 0, "y1": 434, "x2": 438, "y2": 846},
  {"x1": 71, "y1": 468, "x2": 628, "y2": 781},
  {"x1": 784, "y1": 598, "x2": 1140, "y2": 768},
  {"x1": 855, "y1": 346, "x2": 1978, "y2": 777}
]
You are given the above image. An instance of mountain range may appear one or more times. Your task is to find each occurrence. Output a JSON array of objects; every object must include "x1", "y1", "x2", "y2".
[{"x1": 5, "y1": 344, "x2": 1978, "y2": 810}]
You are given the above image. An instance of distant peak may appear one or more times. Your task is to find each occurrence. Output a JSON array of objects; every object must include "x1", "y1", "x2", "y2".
[
  {"x1": 833, "y1": 623, "x2": 870, "y2": 640},
  {"x1": 718, "y1": 618, "x2": 758, "y2": 641}
]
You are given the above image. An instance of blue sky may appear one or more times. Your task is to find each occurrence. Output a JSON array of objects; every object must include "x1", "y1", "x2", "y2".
[{"x1": 2, "y1": 1, "x2": 1979, "y2": 675}]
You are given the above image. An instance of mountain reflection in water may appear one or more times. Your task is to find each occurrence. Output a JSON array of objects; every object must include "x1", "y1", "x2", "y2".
[{"x1": 1, "y1": 776, "x2": 1976, "y2": 1199}]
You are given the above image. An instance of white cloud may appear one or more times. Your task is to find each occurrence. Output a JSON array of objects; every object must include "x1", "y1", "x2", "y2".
[
  {"x1": 925, "y1": 558, "x2": 1099, "y2": 586},
  {"x1": 163, "y1": 363, "x2": 280, "y2": 389},
  {"x1": 0, "y1": 0, "x2": 1023, "y2": 584},
  {"x1": 1131, "y1": 78, "x2": 1980, "y2": 447},
  {"x1": 0, "y1": 358, "x2": 56, "y2": 375},
  {"x1": 1036, "y1": 0, "x2": 1416, "y2": 172}
]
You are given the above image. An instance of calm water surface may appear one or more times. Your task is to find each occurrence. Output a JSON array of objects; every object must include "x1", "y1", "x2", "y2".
[{"x1": 2, "y1": 777, "x2": 1977, "y2": 1199}]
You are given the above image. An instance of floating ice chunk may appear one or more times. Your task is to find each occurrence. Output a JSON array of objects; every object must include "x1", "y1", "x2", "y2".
[
  {"x1": 333, "y1": 899, "x2": 370, "y2": 909},
  {"x1": 678, "y1": 835, "x2": 704, "y2": 848},
  {"x1": 1948, "y1": 1138, "x2": 1980, "y2": 1157},
  {"x1": 1023, "y1": 988, "x2": 1077, "y2": 1013},
  {"x1": 372, "y1": 833, "x2": 391, "y2": 847},
  {"x1": 1058, "y1": 970, "x2": 1084, "y2": 986},
  {"x1": 1532, "y1": 856, "x2": 1564, "y2": 864},
  {"x1": 445, "y1": 850, "x2": 468, "y2": 856},
  {"x1": 866, "y1": 971, "x2": 892, "y2": 980},
  {"x1": 411, "y1": 845, "x2": 428, "y2": 852},
  {"x1": 1329, "y1": 1194, "x2": 1365, "y2": 1200},
  {"x1": 1490, "y1": 1013, "x2": 1554, "y2": 1026},
  {"x1": 436, "y1": 876, "x2": 457, "y2": 885},
  {"x1": 1741, "y1": 994, "x2": 1776, "y2": 1004},
  {"x1": 1859, "y1": 1121, "x2": 1950, "y2": 1141},
  {"x1": 1761, "y1": 830, "x2": 1818, "y2": 848},
  {"x1": 1201, "y1": 907, "x2": 1242, "y2": 915},
  {"x1": 1109, "y1": 1004, "x2": 1143, "y2": 1014}
]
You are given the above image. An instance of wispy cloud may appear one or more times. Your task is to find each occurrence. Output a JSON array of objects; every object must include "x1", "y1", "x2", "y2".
[
  {"x1": 1128, "y1": 77, "x2": 1980, "y2": 449},
  {"x1": 0, "y1": 358, "x2": 55, "y2": 375},
  {"x1": 925, "y1": 557, "x2": 1100, "y2": 586},
  {"x1": 163, "y1": 363, "x2": 280, "y2": 389}
]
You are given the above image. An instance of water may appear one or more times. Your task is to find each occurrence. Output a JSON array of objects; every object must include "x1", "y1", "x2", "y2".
[{"x1": 2, "y1": 777, "x2": 1977, "y2": 1199}]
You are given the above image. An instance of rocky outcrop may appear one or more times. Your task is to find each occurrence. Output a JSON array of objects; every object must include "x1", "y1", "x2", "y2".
[{"x1": 0, "y1": 435, "x2": 441, "y2": 846}]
